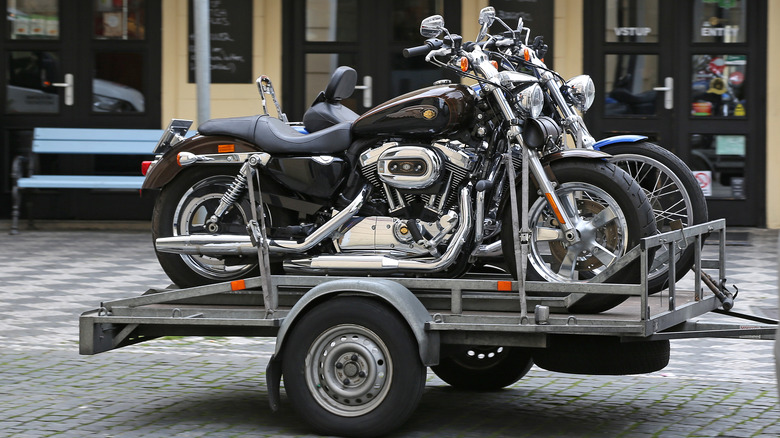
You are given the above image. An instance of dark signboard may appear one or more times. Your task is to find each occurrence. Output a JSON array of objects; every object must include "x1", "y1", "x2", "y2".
[
  {"x1": 188, "y1": 0, "x2": 253, "y2": 84},
  {"x1": 490, "y1": 0, "x2": 554, "y2": 67}
]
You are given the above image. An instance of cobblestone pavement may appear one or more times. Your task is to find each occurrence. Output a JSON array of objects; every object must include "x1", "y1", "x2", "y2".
[{"x1": 0, "y1": 227, "x2": 777, "y2": 437}]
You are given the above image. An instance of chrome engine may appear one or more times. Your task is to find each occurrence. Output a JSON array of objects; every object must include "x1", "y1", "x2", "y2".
[{"x1": 359, "y1": 139, "x2": 477, "y2": 217}]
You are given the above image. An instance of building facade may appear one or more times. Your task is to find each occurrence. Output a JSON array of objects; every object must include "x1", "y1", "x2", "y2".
[{"x1": 2, "y1": 0, "x2": 778, "y2": 227}]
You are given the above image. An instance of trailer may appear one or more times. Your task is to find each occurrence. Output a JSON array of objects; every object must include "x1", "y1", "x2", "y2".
[{"x1": 79, "y1": 218, "x2": 777, "y2": 437}]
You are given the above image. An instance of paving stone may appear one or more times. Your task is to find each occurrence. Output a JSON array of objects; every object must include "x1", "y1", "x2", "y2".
[{"x1": 0, "y1": 228, "x2": 777, "y2": 437}]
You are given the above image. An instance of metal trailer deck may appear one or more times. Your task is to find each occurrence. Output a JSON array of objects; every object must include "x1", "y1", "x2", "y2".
[
  {"x1": 78, "y1": 218, "x2": 777, "y2": 437},
  {"x1": 80, "y1": 219, "x2": 775, "y2": 353}
]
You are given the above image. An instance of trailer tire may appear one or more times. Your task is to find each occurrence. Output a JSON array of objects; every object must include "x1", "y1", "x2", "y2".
[
  {"x1": 432, "y1": 346, "x2": 534, "y2": 390},
  {"x1": 281, "y1": 296, "x2": 426, "y2": 438},
  {"x1": 532, "y1": 335, "x2": 670, "y2": 375}
]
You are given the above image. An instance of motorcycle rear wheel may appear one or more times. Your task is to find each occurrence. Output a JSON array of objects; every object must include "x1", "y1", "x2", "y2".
[
  {"x1": 152, "y1": 166, "x2": 288, "y2": 288},
  {"x1": 500, "y1": 159, "x2": 657, "y2": 313},
  {"x1": 601, "y1": 142, "x2": 708, "y2": 294}
]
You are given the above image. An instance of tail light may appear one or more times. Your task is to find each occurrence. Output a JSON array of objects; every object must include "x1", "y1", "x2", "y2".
[{"x1": 141, "y1": 161, "x2": 152, "y2": 175}]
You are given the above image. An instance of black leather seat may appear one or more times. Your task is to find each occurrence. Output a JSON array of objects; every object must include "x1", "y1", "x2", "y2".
[
  {"x1": 198, "y1": 115, "x2": 352, "y2": 155},
  {"x1": 303, "y1": 66, "x2": 360, "y2": 132}
]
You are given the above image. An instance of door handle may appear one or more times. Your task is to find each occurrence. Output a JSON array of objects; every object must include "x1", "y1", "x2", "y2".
[
  {"x1": 354, "y1": 75, "x2": 372, "y2": 108},
  {"x1": 51, "y1": 73, "x2": 74, "y2": 106},
  {"x1": 652, "y1": 76, "x2": 673, "y2": 110}
]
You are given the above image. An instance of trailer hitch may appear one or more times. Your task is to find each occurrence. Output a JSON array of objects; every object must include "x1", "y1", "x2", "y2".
[{"x1": 700, "y1": 270, "x2": 737, "y2": 311}]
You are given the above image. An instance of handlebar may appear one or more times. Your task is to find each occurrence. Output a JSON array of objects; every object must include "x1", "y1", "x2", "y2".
[{"x1": 403, "y1": 38, "x2": 444, "y2": 58}]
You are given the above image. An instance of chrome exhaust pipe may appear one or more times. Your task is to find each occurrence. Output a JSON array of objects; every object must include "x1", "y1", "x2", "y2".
[
  {"x1": 155, "y1": 185, "x2": 370, "y2": 256},
  {"x1": 284, "y1": 186, "x2": 473, "y2": 273}
]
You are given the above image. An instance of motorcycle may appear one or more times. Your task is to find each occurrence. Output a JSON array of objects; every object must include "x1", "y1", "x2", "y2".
[
  {"x1": 471, "y1": 7, "x2": 708, "y2": 294},
  {"x1": 142, "y1": 14, "x2": 658, "y2": 313}
]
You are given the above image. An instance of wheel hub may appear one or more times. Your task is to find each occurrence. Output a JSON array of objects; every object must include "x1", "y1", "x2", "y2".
[{"x1": 307, "y1": 325, "x2": 391, "y2": 416}]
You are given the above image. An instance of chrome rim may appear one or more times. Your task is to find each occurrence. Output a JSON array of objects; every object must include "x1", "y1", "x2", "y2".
[
  {"x1": 608, "y1": 154, "x2": 694, "y2": 280},
  {"x1": 529, "y1": 182, "x2": 629, "y2": 282},
  {"x1": 304, "y1": 324, "x2": 392, "y2": 417},
  {"x1": 172, "y1": 175, "x2": 257, "y2": 280}
]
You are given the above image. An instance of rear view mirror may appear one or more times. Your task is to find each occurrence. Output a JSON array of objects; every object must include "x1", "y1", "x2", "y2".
[
  {"x1": 420, "y1": 15, "x2": 445, "y2": 38},
  {"x1": 478, "y1": 7, "x2": 496, "y2": 26}
]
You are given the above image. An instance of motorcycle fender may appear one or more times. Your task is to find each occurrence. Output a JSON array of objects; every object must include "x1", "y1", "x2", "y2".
[
  {"x1": 265, "y1": 278, "x2": 440, "y2": 412},
  {"x1": 141, "y1": 135, "x2": 261, "y2": 191},
  {"x1": 592, "y1": 134, "x2": 648, "y2": 151},
  {"x1": 540, "y1": 148, "x2": 613, "y2": 165}
]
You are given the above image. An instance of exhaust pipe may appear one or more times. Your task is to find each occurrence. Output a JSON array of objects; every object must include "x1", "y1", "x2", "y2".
[
  {"x1": 284, "y1": 186, "x2": 472, "y2": 273},
  {"x1": 155, "y1": 185, "x2": 370, "y2": 256}
]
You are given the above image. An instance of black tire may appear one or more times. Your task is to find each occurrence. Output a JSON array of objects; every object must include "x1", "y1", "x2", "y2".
[
  {"x1": 152, "y1": 166, "x2": 286, "y2": 288},
  {"x1": 431, "y1": 345, "x2": 534, "y2": 390},
  {"x1": 501, "y1": 159, "x2": 657, "y2": 313},
  {"x1": 533, "y1": 335, "x2": 670, "y2": 375},
  {"x1": 601, "y1": 142, "x2": 709, "y2": 293},
  {"x1": 281, "y1": 297, "x2": 426, "y2": 438}
]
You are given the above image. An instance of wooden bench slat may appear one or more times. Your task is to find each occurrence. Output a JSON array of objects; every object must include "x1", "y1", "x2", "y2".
[
  {"x1": 34, "y1": 128, "x2": 165, "y2": 142},
  {"x1": 16, "y1": 175, "x2": 146, "y2": 189},
  {"x1": 32, "y1": 140, "x2": 156, "y2": 155}
]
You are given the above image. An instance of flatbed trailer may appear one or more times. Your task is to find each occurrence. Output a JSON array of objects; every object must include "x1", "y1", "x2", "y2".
[{"x1": 79, "y1": 218, "x2": 777, "y2": 437}]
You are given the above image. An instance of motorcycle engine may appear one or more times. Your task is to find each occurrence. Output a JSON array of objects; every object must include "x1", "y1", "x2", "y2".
[
  {"x1": 359, "y1": 139, "x2": 477, "y2": 217},
  {"x1": 340, "y1": 139, "x2": 476, "y2": 255}
]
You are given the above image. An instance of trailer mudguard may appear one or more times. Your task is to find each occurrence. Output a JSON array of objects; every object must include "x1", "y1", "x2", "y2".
[
  {"x1": 592, "y1": 134, "x2": 648, "y2": 151},
  {"x1": 266, "y1": 278, "x2": 439, "y2": 412}
]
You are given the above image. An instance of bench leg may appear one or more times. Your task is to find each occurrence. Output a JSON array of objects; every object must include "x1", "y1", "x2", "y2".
[{"x1": 10, "y1": 185, "x2": 20, "y2": 235}]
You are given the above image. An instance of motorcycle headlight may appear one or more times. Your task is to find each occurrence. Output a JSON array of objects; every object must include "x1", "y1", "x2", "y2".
[
  {"x1": 564, "y1": 75, "x2": 595, "y2": 112},
  {"x1": 514, "y1": 83, "x2": 544, "y2": 118}
]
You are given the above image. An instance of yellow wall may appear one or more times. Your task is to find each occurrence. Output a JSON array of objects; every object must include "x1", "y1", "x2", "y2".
[
  {"x1": 767, "y1": 1, "x2": 780, "y2": 228},
  {"x1": 161, "y1": 0, "x2": 282, "y2": 126}
]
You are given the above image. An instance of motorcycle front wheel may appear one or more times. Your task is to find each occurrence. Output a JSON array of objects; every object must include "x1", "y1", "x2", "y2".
[
  {"x1": 152, "y1": 166, "x2": 286, "y2": 288},
  {"x1": 600, "y1": 142, "x2": 708, "y2": 294},
  {"x1": 500, "y1": 159, "x2": 657, "y2": 313}
]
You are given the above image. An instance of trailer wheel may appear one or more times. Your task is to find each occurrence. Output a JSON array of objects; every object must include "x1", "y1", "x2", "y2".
[
  {"x1": 532, "y1": 335, "x2": 670, "y2": 375},
  {"x1": 432, "y1": 346, "x2": 534, "y2": 390},
  {"x1": 281, "y1": 296, "x2": 426, "y2": 438}
]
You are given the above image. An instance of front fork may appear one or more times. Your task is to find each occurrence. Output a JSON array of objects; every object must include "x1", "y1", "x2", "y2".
[{"x1": 507, "y1": 125, "x2": 578, "y2": 243}]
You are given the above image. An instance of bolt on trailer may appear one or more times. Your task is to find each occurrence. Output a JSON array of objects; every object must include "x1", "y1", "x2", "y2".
[{"x1": 79, "y1": 216, "x2": 777, "y2": 437}]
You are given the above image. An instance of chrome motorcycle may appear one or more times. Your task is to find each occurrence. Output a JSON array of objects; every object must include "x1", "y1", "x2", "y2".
[
  {"x1": 142, "y1": 15, "x2": 656, "y2": 313},
  {"x1": 473, "y1": 7, "x2": 708, "y2": 293}
]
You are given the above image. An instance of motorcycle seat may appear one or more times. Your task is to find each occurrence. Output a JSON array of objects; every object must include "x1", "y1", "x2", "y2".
[
  {"x1": 198, "y1": 115, "x2": 352, "y2": 154},
  {"x1": 303, "y1": 66, "x2": 360, "y2": 132}
]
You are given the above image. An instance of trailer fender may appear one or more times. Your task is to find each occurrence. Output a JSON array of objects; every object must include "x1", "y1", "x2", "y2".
[{"x1": 266, "y1": 278, "x2": 439, "y2": 412}]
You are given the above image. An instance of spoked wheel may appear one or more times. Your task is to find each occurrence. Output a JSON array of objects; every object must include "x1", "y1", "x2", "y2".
[
  {"x1": 431, "y1": 345, "x2": 533, "y2": 391},
  {"x1": 601, "y1": 142, "x2": 708, "y2": 293},
  {"x1": 501, "y1": 159, "x2": 657, "y2": 313},
  {"x1": 282, "y1": 297, "x2": 426, "y2": 438},
  {"x1": 152, "y1": 166, "x2": 283, "y2": 287}
]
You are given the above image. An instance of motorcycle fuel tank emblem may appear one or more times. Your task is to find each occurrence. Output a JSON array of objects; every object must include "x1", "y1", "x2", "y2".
[{"x1": 387, "y1": 105, "x2": 438, "y2": 120}]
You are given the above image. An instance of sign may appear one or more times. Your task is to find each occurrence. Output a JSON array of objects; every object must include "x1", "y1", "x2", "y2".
[
  {"x1": 693, "y1": 171, "x2": 712, "y2": 197},
  {"x1": 730, "y1": 177, "x2": 745, "y2": 198},
  {"x1": 188, "y1": 0, "x2": 253, "y2": 84}
]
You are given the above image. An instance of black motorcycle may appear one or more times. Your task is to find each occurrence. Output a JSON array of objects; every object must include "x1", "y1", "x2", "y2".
[{"x1": 142, "y1": 15, "x2": 656, "y2": 313}]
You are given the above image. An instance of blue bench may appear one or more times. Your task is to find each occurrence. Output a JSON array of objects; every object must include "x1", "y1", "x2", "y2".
[{"x1": 10, "y1": 127, "x2": 167, "y2": 234}]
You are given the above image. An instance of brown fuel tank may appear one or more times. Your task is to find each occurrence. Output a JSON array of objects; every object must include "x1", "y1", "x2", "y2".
[{"x1": 352, "y1": 84, "x2": 476, "y2": 138}]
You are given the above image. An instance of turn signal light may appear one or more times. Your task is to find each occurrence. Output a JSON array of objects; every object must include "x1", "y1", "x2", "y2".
[
  {"x1": 141, "y1": 161, "x2": 152, "y2": 175},
  {"x1": 460, "y1": 57, "x2": 469, "y2": 72},
  {"x1": 524, "y1": 48, "x2": 531, "y2": 62}
]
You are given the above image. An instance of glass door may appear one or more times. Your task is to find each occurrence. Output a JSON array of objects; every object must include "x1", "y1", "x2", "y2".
[
  {"x1": 3, "y1": 0, "x2": 160, "y2": 128},
  {"x1": 584, "y1": 0, "x2": 766, "y2": 226},
  {"x1": 283, "y1": 0, "x2": 461, "y2": 120}
]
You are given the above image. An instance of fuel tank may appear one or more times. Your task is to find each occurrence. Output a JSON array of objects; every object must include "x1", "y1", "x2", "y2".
[{"x1": 352, "y1": 84, "x2": 476, "y2": 138}]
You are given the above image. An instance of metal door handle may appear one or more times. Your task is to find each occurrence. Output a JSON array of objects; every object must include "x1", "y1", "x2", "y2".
[
  {"x1": 354, "y1": 75, "x2": 372, "y2": 108},
  {"x1": 652, "y1": 76, "x2": 673, "y2": 110},
  {"x1": 51, "y1": 73, "x2": 74, "y2": 106}
]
